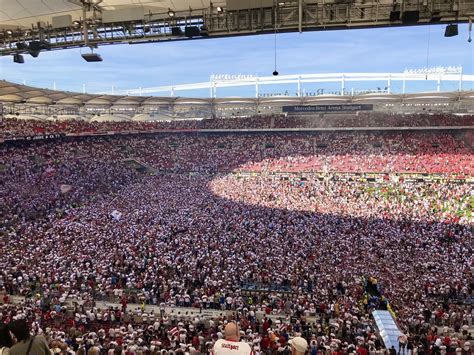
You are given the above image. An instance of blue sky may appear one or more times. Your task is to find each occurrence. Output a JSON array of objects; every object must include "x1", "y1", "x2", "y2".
[{"x1": 0, "y1": 23, "x2": 473, "y2": 97}]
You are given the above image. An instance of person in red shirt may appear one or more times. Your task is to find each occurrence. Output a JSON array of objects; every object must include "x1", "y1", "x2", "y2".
[
  {"x1": 443, "y1": 336, "x2": 451, "y2": 347},
  {"x1": 356, "y1": 344, "x2": 368, "y2": 355},
  {"x1": 121, "y1": 296, "x2": 128, "y2": 312},
  {"x1": 279, "y1": 334, "x2": 287, "y2": 347},
  {"x1": 261, "y1": 335, "x2": 270, "y2": 352}
]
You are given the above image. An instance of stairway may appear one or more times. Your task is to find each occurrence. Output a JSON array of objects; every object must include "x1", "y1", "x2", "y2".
[
  {"x1": 122, "y1": 158, "x2": 156, "y2": 174},
  {"x1": 372, "y1": 310, "x2": 402, "y2": 351}
]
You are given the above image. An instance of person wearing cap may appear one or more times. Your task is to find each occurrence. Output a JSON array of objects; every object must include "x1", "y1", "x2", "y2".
[
  {"x1": 289, "y1": 337, "x2": 308, "y2": 355},
  {"x1": 212, "y1": 322, "x2": 253, "y2": 355}
]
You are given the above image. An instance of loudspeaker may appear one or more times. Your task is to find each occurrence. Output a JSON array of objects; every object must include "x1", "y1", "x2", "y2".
[
  {"x1": 402, "y1": 10, "x2": 419, "y2": 23},
  {"x1": 389, "y1": 11, "x2": 400, "y2": 22},
  {"x1": 444, "y1": 24, "x2": 458, "y2": 37},
  {"x1": 184, "y1": 26, "x2": 200, "y2": 37},
  {"x1": 13, "y1": 54, "x2": 24, "y2": 64},
  {"x1": 16, "y1": 42, "x2": 28, "y2": 50},
  {"x1": 81, "y1": 53, "x2": 103, "y2": 62},
  {"x1": 171, "y1": 27, "x2": 183, "y2": 36},
  {"x1": 29, "y1": 40, "x2": 50, "y2": 51}
]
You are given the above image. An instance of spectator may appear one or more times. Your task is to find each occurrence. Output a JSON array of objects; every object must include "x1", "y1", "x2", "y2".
[
  {"x1": 212, "y1": 322, "x2": 253, "y2": 355},
  {"x1": 398, "y1": 333, "x2": 408, "y2": 354},
  {"x1": 289, "y1": 337, "x2": 308, "y2": 355},
  {"x1": 0, "y1": 322, "x2": 13, "y2": 355},
  {"x1": 0, "y1": 125, "x2": 471, "y2": 354},
  {"x1": 8, "y1": 320, "x2": 50, "y2": 355}
]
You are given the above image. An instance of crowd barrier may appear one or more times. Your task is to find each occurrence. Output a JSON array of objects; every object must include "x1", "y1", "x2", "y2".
[{"x1": 2, "y1": 294, "x2": 317, "y2": 324}]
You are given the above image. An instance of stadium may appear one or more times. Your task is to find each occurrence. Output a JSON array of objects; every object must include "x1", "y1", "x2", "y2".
[{"x1": 0, "y1": 1, "x2": 473, "y2": 355}]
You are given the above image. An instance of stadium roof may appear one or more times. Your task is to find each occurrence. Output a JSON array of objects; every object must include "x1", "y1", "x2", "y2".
[
  {"x1": 0, "y1": 0, "x2": 226, "y2": 29},
  {"x1": 1, "y1": 0, "x2": 472, "y2": 57},
  {"x1": 3, "y1": 80, "x2": 474, "y2": 107}
]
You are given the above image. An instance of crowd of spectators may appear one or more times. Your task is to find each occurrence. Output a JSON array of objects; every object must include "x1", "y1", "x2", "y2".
[
  {"x1": 1, "y1": 113, "x2": 473, "y2": 138},
  {"x1": 274, "y1": 114, "x2": 474, "y2": 129},
  {"x1": 0, "y1": 129, "x2": 472, "y2": 354}
]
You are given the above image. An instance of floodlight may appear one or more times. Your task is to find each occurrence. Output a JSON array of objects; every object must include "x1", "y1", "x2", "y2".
[
  {"x1": 168, "y1": 8, "x2": 175, "y2": 17},
  {"x1": 216, "y1": 6, "x2": 223, "y2": 13}
]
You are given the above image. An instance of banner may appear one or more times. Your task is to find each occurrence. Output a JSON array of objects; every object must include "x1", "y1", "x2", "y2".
[
  {"x1": 282, "y1": 104, "x2": 373, "y2": 113},
  {"x1": 59, "y1": 184, "x2": 72, "y2": 194},
  {"x1": 5, "y1": 133, "x2": 65, "y2": 142},
  {"x1": 111, "y1": 210, "x2": 122, "y2": 221}
]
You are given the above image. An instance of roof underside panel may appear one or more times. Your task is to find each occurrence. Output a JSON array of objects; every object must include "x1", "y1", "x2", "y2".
[
  {"x1": 0, "y1": 0, "x2": 224, "y2": 28},
  {"x1": 0, "y1": 80, "x2": 470, "y2": 107}
]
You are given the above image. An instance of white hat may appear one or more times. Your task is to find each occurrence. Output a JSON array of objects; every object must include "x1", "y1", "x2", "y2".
[{"x1": 289, "y1": 337, "x2": 308, "y2": 353}]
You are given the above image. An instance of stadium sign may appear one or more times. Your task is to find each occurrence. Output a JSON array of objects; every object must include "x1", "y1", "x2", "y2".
[
  {"x1": 211, "y1": 74, "x2": 256, "y2": 81},
  {"x1": 283, "y1": 104, "x2": 374, "y2": 113},
  {"x1": 259, "y1": 88, "x2": 388, "y2": 97},
  {"x1": 403, "y1": 66, "x2": 462, "y2": 75}
]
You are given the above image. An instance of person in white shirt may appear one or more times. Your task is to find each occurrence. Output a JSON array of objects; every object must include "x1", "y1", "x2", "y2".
[
  {"x1": 398, "y1": 333, "x2": 408, "y2": 354},
  {"x1": 212, "y1": 322, "x2": 253, "y2": 355}
]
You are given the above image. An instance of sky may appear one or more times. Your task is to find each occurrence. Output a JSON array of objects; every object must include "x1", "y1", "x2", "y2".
[{"x1": 0, "y1": 23, "x2": 473, "y2": 97}]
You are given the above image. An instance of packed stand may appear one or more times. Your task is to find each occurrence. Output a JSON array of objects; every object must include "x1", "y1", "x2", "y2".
[
  {"x1": 274, "y1": 114, "x2": 474, "y2": 129},
  {"x1": 0, "y1": 130, "x2": 472, "y2": 354},
  {"x1": 1, "y1": 113, "x2": 474, "y2": 139}
]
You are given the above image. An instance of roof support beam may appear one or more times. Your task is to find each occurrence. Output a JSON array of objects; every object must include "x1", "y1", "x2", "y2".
[
  {"x1": 298, "y1": 0, "x2": 303, "y2": 33},
  {"x1": 1, "y1": 2, "x2": 473, "y2": 56}
]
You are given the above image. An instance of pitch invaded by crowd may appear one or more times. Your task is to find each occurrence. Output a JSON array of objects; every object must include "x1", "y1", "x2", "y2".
[{"x1": 0, "y1": 130, "x2": 472, "y2": 355}]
